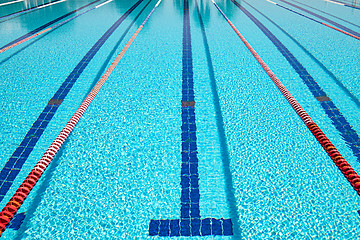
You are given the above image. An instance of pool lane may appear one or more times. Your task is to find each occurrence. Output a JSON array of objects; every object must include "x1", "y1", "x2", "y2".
[
  {"x1": 228, "y1": 0, "x2": 360, "y2": 200},
  {"x1": 0, "y1": 0, "x2": 103, "y2": 50},
  {"x1": 325, "y1": 0, "x2": 360, "y2": 9},
  {"x1": 2, "y1": 0, "x2": 359, "y2": 238},
  {"x1": 0, "y1": 0, "x2": 116, "y2": 53},
  {"x1": 0, "y1": 0, "x2": 162, "y2": 235},
  {"x1": 242, "y1": 1, "x2": 360, "y2": 110},
  {"x1": 277, "y1": 0, "x2": 360, "y2": 37},
  {"x1": 0, "y1": 0, "x2": 145, "y2": 204},
  {"x1": 148, "y1": 0, "x2": 232, "y2": 236},
  {"x1": 230, "y1": 0, "x2": 360, "y2": 165},
  {"x1": 0, "y1": 0, "x2": 24, "y2": 8},
  {"x1": 0, "y1": 0, "x2": 62, "y2": 21},
  {"x1": 210, "y1": 0, "x2": 360, "y2": 237},
  {"x1": 264, "y1": 0, "x2": 360, "y2": 40},
  {"x1": 288, "y1": 0, "x2": 360, "y2": 29}
]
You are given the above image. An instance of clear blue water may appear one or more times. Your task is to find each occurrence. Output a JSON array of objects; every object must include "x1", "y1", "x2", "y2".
[{"x1": 0, "y1": 0, "x2": 360, "y2": 239}]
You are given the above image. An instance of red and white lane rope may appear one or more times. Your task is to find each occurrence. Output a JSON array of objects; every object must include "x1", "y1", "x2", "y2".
[
  {"x1": 211, "y1": 0, "x2": 360, "y2": 194},
  {"x1": 0, "y1": 0, "x2": 163, "y2": 236},
  {"x1": 0, "y1": 0, "x2": 110, "y2": 54}
]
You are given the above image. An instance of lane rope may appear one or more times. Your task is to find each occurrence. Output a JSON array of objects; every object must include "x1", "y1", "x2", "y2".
[
  {"x1": 0, "y1": 0, "x2": 163, "y2": 236},
  {"x1": 211, "y1": 0, "x2": 360, "y2": 195},
  {"x1": 0, "y1": 0, "x2": 112, "y2": 53}
]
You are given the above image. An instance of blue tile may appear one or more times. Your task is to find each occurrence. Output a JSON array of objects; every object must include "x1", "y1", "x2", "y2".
[
  {"x1": 0, "y1": 185, "x2": 10, "y2": 195},
  {"x1": 170, "y1": 219, "x2": 180, "y2": 236},
  {"x1": 212, "y1": 218, "x2": 222, "y2": 235},
  {"x1": 149, "y1": 220, "x2": 160, "y2": 236},
  {"x1": 4, "y1": 158, "x2": 17, "y2": 169},
  {"x1": 20, "y1": 147, "x2": 33, "y2": 158},
  {"x1": 191, "y1": 219, "x2": 201, "y2": 236},
  {"x1": 201, "y1": 218, "x2": 211, "y2": 236},
  {"x1": 159, "y1": 219, "x2": 169, "y2": 236},
  {"x1": 223, "y1": 218, "x2": 233, "y2": 235},
  {"x1": 190, "y1": 204, "x2": 200, "y2": 218},
  {"x1": 180, "y1": 219, "x2": 190, "y2": 236},
  {"x1": 181, "y1": 203, "x2": 190, "y2": 219},
  {"x1": 0, "y1": 168, "x2": 11, "y2": 180},
  {"x1": 190, "y1": 163, "x2": 197, "y2": 174},
  {"x1": 14, "y1": 158, "x2": 26, "y2": 169},
  {"x1": 181, "y1": 188, "x2": 190, "y2": 203},
  {"x1": 8, "y1": 212, "x2": 26, "y2": 230},
  {"x1": 181, "y1": 163, "x2": 190, "y2": 175},
  {"x1": 7, "y1": 169, "x2": 20, "y2": 181}
]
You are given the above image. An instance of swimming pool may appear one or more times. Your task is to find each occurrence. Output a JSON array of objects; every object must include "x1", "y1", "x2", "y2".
[{"x1": 0, "y1": 0, "x2": 360, "y2": 238}]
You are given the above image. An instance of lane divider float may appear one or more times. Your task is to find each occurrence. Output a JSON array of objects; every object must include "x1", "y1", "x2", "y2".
[
  {"x1": 265, "y1": 0, "x2": 360, "y2": 40},
  {"x1": 211, "y1": 0, "x2": 360, "y2": 195},
  {"x1": 0, "y1": 0, "x2": 112, "y2": 53},
  {"x1": 0, "y1": 0, "x2": 163, "y2": 236}
]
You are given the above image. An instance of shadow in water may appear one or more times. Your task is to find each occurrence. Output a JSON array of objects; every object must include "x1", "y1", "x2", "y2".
[
  {"x1": 12, "y1": 137, "x2": 70, "y2": 240},
  {"x1": 195, "y1": 0, "x2": 243, "y2": 239}
]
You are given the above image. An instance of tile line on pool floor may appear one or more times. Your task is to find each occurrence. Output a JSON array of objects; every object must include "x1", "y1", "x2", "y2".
[
  {"x1": 148, "y1": 0, "x2": 232, "y2": 237},
  {"x1": 231, "y1": 0, "x2": 360, "y2": 162},
  {"x1": 0, "y1": 0, "x2": 146, "y2": 204}
]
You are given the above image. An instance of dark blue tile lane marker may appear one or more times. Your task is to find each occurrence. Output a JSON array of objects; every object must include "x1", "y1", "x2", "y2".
[
  {"x1": 149, "y1": 0, "x2": 232, "y2": 236},
  {"x1": 0, "y1": 0, "x2": 103, "y2": 49},
  {"x1": 0, "y1": 0, "x2": 145, "y2": 203},
  {"x1": 8, "y1": 212, "x2": 25, "y2": 230},
  {"x1": 230, "y1": 0, "x2": 360, "y2": 162},
  {"x1": 0, "y1": 0, "x2": 60, "y2": 22},
  {"x1": 277, "y1": 0, "x2": 360, "y2": 38}
]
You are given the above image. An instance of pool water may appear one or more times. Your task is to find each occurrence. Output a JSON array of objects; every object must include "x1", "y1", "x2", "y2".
[{"x1": 0, "y1": 0, "x2": 360, "y2": 239}]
